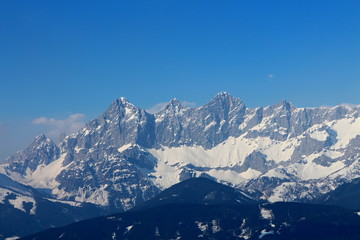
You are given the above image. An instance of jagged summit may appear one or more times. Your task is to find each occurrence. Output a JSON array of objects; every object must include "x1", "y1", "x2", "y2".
[
  {"x1": 108, "y1": 92, "x2": 243, "y2": 116},
  {"x1": 97, "y1": 93, "x2": 359, "y2": 120},
  {"x1": 209, "y1": 92, "x2": 244, "y2": 107},
  {"x1": 214, "y1": 91, "x2": 232, "y2": 98},
  {"x1": 161, "y1": 98, "x2": 187, "y2": 113},
  {"x1": 111, "y1": 96, "x2": 136, "y2": 109},
  {"x1": 28, "y1": 134, "x2": 56, "y2": 147},
  {"x1": 5, "y1": 134, "x2": 59, "y2": 173},
  {"x1": 169, "y1": 97, "x2": 180, "y2": 103},
  {"x1": 119, "y1": 96, "x2": 127, "y2": 102},
  {"x1": 200, "y1": 92, "x2": 245, "y2": 121},
  {"x1": 276, "y1": 99, "x2": 294, "y2": 110},
  {"x1": 22, "y1": 134, "x2": 56, "y2": 152},
  {"x1": 213, "y1": 91, "x2": 230, "y2": 99},
  {"x1": 34, "y1": 134, "x2": 48, "y2": 142}
]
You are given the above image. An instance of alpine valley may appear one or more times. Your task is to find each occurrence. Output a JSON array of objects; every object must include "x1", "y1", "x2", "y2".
[{"x1": 2, "y1": 92, "x2": 360, "y2": 239}]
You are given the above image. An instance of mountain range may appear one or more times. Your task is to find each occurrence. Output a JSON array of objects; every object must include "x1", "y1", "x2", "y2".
[{"x1": 2, "y1": 92, "x2": 360, "y2": 238}]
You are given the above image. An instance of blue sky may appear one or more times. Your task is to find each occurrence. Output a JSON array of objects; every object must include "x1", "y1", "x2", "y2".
[{"x1": 0, "y1": 0, "x2": 360, "y2": 160}]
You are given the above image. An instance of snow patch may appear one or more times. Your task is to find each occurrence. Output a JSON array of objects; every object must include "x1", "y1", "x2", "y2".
[
  {"x1": 45, "y1": 198, "x2": 82, "y2": 207},
  {"x1": 211, "y1": 219, "x2": 221, "y2": 233},
  {"x1": 27, "y1": 154, "x2": 70, "y2": 189},
  {"x1": 307, "y1": 125, "x2": 329, "y2": 142},
  {"x1": 8, "y1": 195, "x2": 36, "y2": 214},
  {"x1": 0, "y1": 188, "x2": 36, "y2": 214},
  {"x1": 4, "y1": 237, "x2": 19, "y2": 240},
  {"x1": 53, "y1": 184, "x2": 109, "y2": 206},
  {"x1": 300, "y1": 161, "x2": 345, "y2": 180},
  {"x1": 208, "y1": 169, "x2": 246, "y2": 185},
  {"x1": 118, "y1": 144, "x2": 133, "y2": 152},
  {"x1": 205, "y1": 121, "x2": 217, "y2": 131},
  {"x1": 259, "y1": 229, "x2": 274, "y2": 239},
  {"x1": 151, "y1": 160, "x2": 180, "y2": 189},
  {"x1": 196, "y1": 221, "x2": 208, "y2": 233},
  {"x1": 260, "y1": 207, "x2": 273, "y2": 221},
  {"x1": 240, "y1": 168, "x2": 262, "y2": 179},
  {"x1": 331, "y1": 117, "x2": 360, "y2": 149},
  {"x1": 149, "y1": 135, "x2": 296, "y2": 170}
]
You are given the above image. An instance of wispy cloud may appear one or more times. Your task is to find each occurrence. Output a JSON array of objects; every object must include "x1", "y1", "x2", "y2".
[
  {"x1": 32, "y1": 113, "x2": 86, "y2": 140},
  {"x1": 182, "y1": 101, "x2": 197, "y2": 108},
  {"x1": 147, "y1": 102, "x2": 169, "y2": 114},
  {"x1": 147, "y1": 100, "x2": 197, "y2": 114},
  {"x1": 267, "y1": 73, "x2": 276, "y2": 79}
]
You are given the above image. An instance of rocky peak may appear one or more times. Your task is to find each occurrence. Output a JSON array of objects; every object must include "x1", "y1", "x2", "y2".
[
  {"x1": 327, "y1": 105, "x2": 353, "y2": 120},
  {"x1": 5, "y1": 135, "x2": 60, "y2": 174},
  {"x1": 110, "y1": 97, "x2": 137, "y2": 112},
  {"x1": 210, "y1": 92, "x2": 243, "y2": 106},
  {"x1": 214, "y1": 91, "x2": 231, "y2": 99},
  {"x1": 27, "y1": 134, "x2": 56, "y2": 151},
  {"x1": 263, "y1": 100, "x2": 294, "y2": 118},
  {"x1": 168, "y1": 98, "x2": 182, "y2": 107},
  {"x1": 98, "y1": 97, "x2": 144, "y2": 127},
  {"x1": 160, "y1": 98, "x2": 188, "y2": 115},
  {"x1": 276, "y1": 100, "x2": 294, "y2": 111},
  {"x1": 76, "y1": 96, "x2": 156, "y2": 149},
  {"x1": 204, "y1": 92, "x2": 245, "y2": 116},
  {"x1": 34, "y1": 134, "x2": 47, "y2": 142}
]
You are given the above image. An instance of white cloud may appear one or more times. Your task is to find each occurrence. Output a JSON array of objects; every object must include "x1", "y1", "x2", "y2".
[
  {"x1": 268, "y1": 74, "x2": 276, "y2": 79},
  {"x1": 182, "y1": 101, "x2": 197, "y2": 108},
  {"x1": 147, "y1": 101, "x2": 197, "y2": 114},
  {"x1": 146, "y1": 102, "x2": 169, "y2": 114},
  {"x1": 32, "y1": 113, "x2": 86, "y2": 140}
]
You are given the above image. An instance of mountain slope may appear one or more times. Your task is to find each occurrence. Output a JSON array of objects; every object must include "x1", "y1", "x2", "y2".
[
  {"x1": 320, "y1": 177, "x2": 360, "y2": 210},
  {"x1": 19, "y1": 202, "x2": 360, "y2": 240},
  {"x1": 133, "y1": 177, "x2": 257, "y2": 210},
  {"x1": 19, "y1": 178, "x2": 360, "y2": 240},
  {"x1": 0, "y1": 173, "x2": 107, "y2": 240}
]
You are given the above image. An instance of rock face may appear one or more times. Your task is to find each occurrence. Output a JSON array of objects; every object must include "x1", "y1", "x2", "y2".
[
  {"x1": 5, "y1": 134, "x2": 60, "y2": 175},
  {"x1": 2, "y1": 92, "x2": 360, "y2": 212}
]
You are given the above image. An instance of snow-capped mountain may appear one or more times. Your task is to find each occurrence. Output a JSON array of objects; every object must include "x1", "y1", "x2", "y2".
[{"x1": 2, "y1": 92, "x2": 360, "y2": 211}]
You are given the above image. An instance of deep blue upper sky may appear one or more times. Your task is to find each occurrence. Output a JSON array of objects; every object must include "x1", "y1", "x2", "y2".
[{"x1": 0, "y1": 0, "x2": 360, "y2": 159}]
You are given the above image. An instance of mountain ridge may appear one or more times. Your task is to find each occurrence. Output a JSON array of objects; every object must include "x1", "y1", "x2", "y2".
[{"x1": 132, "y1": 177, "x2": 257, "y2": 211}]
